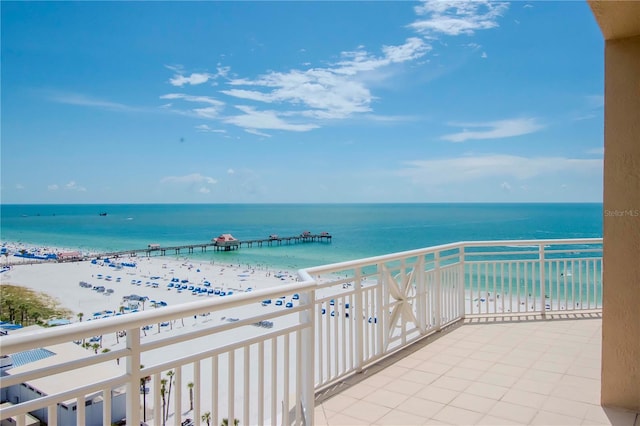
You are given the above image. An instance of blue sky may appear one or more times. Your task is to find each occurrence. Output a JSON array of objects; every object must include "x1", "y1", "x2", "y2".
[{"x1": 1, "y1": 1, "x2": 604, "y2": 204}]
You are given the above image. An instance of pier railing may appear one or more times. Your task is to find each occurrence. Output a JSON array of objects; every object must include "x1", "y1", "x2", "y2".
[{"x1": 0, "y1": 238, "x2": 602, "y2": 426}]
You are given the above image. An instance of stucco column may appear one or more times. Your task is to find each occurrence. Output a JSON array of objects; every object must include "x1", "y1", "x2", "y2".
[{"x1": 601, "y1": 34, "x2": 640, "y2": 411}]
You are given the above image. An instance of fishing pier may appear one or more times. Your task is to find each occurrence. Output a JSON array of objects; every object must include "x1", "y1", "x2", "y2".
[{"x1": 98, "y1": 231, "x2": 332, "y2": 258}]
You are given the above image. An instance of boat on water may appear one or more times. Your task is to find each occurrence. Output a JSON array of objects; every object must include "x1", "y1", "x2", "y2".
[{"x1": 99, "y1": 212, "x2": 107, "y2": 216}]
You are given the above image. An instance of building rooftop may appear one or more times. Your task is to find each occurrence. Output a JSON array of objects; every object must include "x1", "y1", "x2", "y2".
[{"x1": 315, "y1": 314, "x2": 639, "y2": 425}]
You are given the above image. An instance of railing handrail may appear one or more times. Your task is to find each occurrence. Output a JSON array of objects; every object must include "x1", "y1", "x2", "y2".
[
  {"x1": 0, "y1": 280, "x2": 316, "y2": 355},
  {"x1": 304, "y1": 238, "x2": 602, "y2": 274}
]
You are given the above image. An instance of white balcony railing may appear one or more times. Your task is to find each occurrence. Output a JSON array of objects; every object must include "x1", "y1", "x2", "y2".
[{"x1": 0, "y1": 238, "x2": 602, "y2": 426}]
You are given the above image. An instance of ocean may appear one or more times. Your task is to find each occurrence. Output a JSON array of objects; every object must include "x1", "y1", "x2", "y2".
[{"x1": 0, "y1": 203, "x2": 603, "y2": 270}]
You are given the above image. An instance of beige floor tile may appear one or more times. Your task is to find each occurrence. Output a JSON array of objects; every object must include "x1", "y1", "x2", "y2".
[
  {"x1": 540, "y1": 396, "x2": 593, "y2": 419},
  {"x1": 530, "y1": 410, "x2": 583, "y2": 425},
  {"x1": 395, "y1": 356, "x2": 426, "y2": 370},
  {"x1": 551, "y1": 383, "x2": 600, "y2": 405},
  {"x1": 443, "y1": 366, "x2": 485, "y2": 381},
  {"x1": 326, "y1": 411, "x2": 373, "y2": 425},
  {"x1": 384, "y1": 378, "x2": 430, "y2": 397},
  {"x1": 567, "y1": 365, "x2": 601, "y2": 380},
  {"x1": 495, "y1": 355, "x2": 537, "y2": 369},
  {"x1": 378, "y1": 364, "x2": 411, "y2": 378},
  {"x1": 314, "y1": 406, "x2": 330, "y2": 426},
  {"x1": 341, "y1": 399, "x2": 392, "y2": 423},
  {"x1": 401, "y1": 369, "x2": 441, "y2": 386},
  {"x1": 430, "y1": 353, "x2": 466, "y2": 366},
  {"x1": 488, "y1": 401, "x2": 538, "y2": 423},
  {"x1": 476, "y1": 371, "x2": 519, "y2": 388},
  {"x1": 457, "y1": 358, "x2": 494, "y2": 371},
  {"x1": 414, "y1": 361, "x2": 452, "y2": 375},
  {"x1": 415, "y1": 386, "x2": 460, "y2": 405},
  {"x1": 432, "y1": 405, "x2": 484, "y2": 425},
  {"x1": 512, "y1": 378, "x2": 556, "y2": 395},
  {"x1": 374, "y1": 409, "x2": 429, "y2": 425},
  {"x1": 448, "y1": 392, "x2": 498, "y2": 413},
  {"x1": 532, "y1": 360, "x2": 570, "y2": 374},
  {"x1": 362, "y1": 387, "x2": 410, "y2": 409},
  {"x1": 501, "y1": 388, "x2": 548, "y2": 409},
  {"x1": 476, "y1": 414, "x2": 522, "y2": 425},
  {"x1": 360, "y1": 372, "x2": 394, "y2": 389},
  {"x1": 521, "y1": 368, "x2": 563, "y2": 383},
  {"x1": 322, "y1": 394, "x2": 360, "y2": 413},
  {"x1": 468, "y1": 350, "x2": 501, "y2": 362},
  {"x1": 395, "y1": 396, "x2": 445, "y2": 418},
  {"x1": 464, "y1": 382, "x2": 509, "y2": 400},
  {"x1": 430, "y1": 376, "x2": 472, "y2": 392},
  {"x1": 340, "y1": 383, "x2": 378, "y2": 400},
  {"x1": 487, "y1": 363, "x2": 528, "y2": 378}
]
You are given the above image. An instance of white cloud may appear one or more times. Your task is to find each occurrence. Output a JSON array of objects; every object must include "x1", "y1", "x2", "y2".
[
  {"x1": 49, "y1": 92, "x2": 139, "y2": 112},
  {"x1": 500, "y1": 181, "x2": 512, "y2": 191},
  {"x1": 198, "y1": 187, "x2": 211, "y2": 194},
  {"x1": 16, "y1": 184, "x2": 24, "y2": 190},
  {"x1": 399, "y1": 154, "x2": 602, "y2": 185},
  {"x1": 169, "y1": 72, "x2": 214, "y2": 87},
  {"x1": 48, "y1": 184, "x2": 59, "y2": 191},
  {"x1": 225, "y1": 105, "x2": 319, "y2": 132},
  {"x1": 221, "y1": 37, "x2": 430, "y2": 124},
  {"x1": 160, "y1": 93, "x2": 224, "y2": 106},
  {"x1": 481, "y1": 51, "x2": 488, "y2": 59},
  {"x1": 195, "y1": 124, "x2": 226, "y2": 133},
  {"x1": 227, "y1": 169, "x2": 235, "y2": 175},
  {"x1": 442, "y1": 118, "x2": 544, "y2": 142},
  {"x1": 245, "y1": 128, "x2": 272, "y2": 138},
  {"x1": 166, "y1": 65, "x2": 229, "y2": 87},
  {"x1": 409, "y1": 0, "x2": 509, "y2": 37},
  {"x1": 160, "y1": 93, "x2": 225, "y2": 118},
  {"x1": 65, "y1": 181, "x2": 86, "y2": 192},
  {"x1": 160, "y1": 173, "x2": 217, "y2": 185}
]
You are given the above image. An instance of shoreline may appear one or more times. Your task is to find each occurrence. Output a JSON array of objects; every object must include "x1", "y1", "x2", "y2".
[{"x1": 0, "y1": 240, "x2": 301, "y2": 322}]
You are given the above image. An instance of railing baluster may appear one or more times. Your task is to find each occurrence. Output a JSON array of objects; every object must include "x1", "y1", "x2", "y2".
[
  {"x1": 174, "y1": 365, "x2": 182, "y2": 426},
  {"x1": 103, "y1": 387, "x2": 112, "y2": 426},
  {"x1": 271, "y1": 337, "x2": 277, "y2": 426},
  {"x1": 258, "y1": 342, "x2": 264, "y2": 425},
  {"x1": 540, "y1": 244, "x2": 546, "y2": 316},
  {"x1": 243, "y1": 346, "x2": 250, "y2": 426},
  {"x1": 48, "y1": 404, "x2": 57, "y2": 426},
  {"x1": 227, "y1": 352, "x2": 234, "y2": 426},
  {"x1": 153, "y1": 372, "x2": 161, "y2": 424},
  {"x1": 212, "y1": 355, "x2": 219, "y2": 426},
  {"x1": 76, "y1": 395, "x2": 85, "y2": 426}
]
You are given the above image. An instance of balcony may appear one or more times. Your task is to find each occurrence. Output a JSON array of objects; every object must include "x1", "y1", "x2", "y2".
[{"x1": 0, "y1": 239, "x2": 637, "y2": 425}]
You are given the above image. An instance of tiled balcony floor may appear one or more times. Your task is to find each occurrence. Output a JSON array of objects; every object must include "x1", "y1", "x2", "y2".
[{"x1": 315, "y1": 313, "x2": 639, "y2": 425}]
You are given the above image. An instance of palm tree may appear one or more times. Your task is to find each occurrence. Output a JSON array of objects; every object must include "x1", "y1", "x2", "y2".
[
  {"x1": 160, "y1": 378, "x2": 168, "y2": 426},
  {"x1": 91, "y1": 343, "x2": 100, "y2": 354},
  {"x1": 221, "y1": 418, "x2": 239, "y2": 426},
  {"x1": 187, "y1": 382, "x2": 194, "y2": 410},
  {"x1": 140, "y1": 364, "x2": 150, "y2": 423},
  {"x1": 201, "y1": 411, "x2": 211, "y2": 426},
  {"x1": 77, "y1": 312, "x2": 84, "y2": 322},
  {"x1": 164, "y1": 370, "x2": 175, "y2": 423}
]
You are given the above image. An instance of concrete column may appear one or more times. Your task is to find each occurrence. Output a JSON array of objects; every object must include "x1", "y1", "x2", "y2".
[{"x1": 601, "y1": 34, "x2": 640, "y2": 411}]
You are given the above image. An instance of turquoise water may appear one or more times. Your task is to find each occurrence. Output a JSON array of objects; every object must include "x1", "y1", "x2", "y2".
[{"x1": 0, "y1": 203, "x2": 603, "y2": 270}]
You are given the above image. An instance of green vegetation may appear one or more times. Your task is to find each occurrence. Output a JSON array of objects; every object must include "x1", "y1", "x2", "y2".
[{"x1": 0, "y1": 284, "x2": 72, "y2": 326}]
